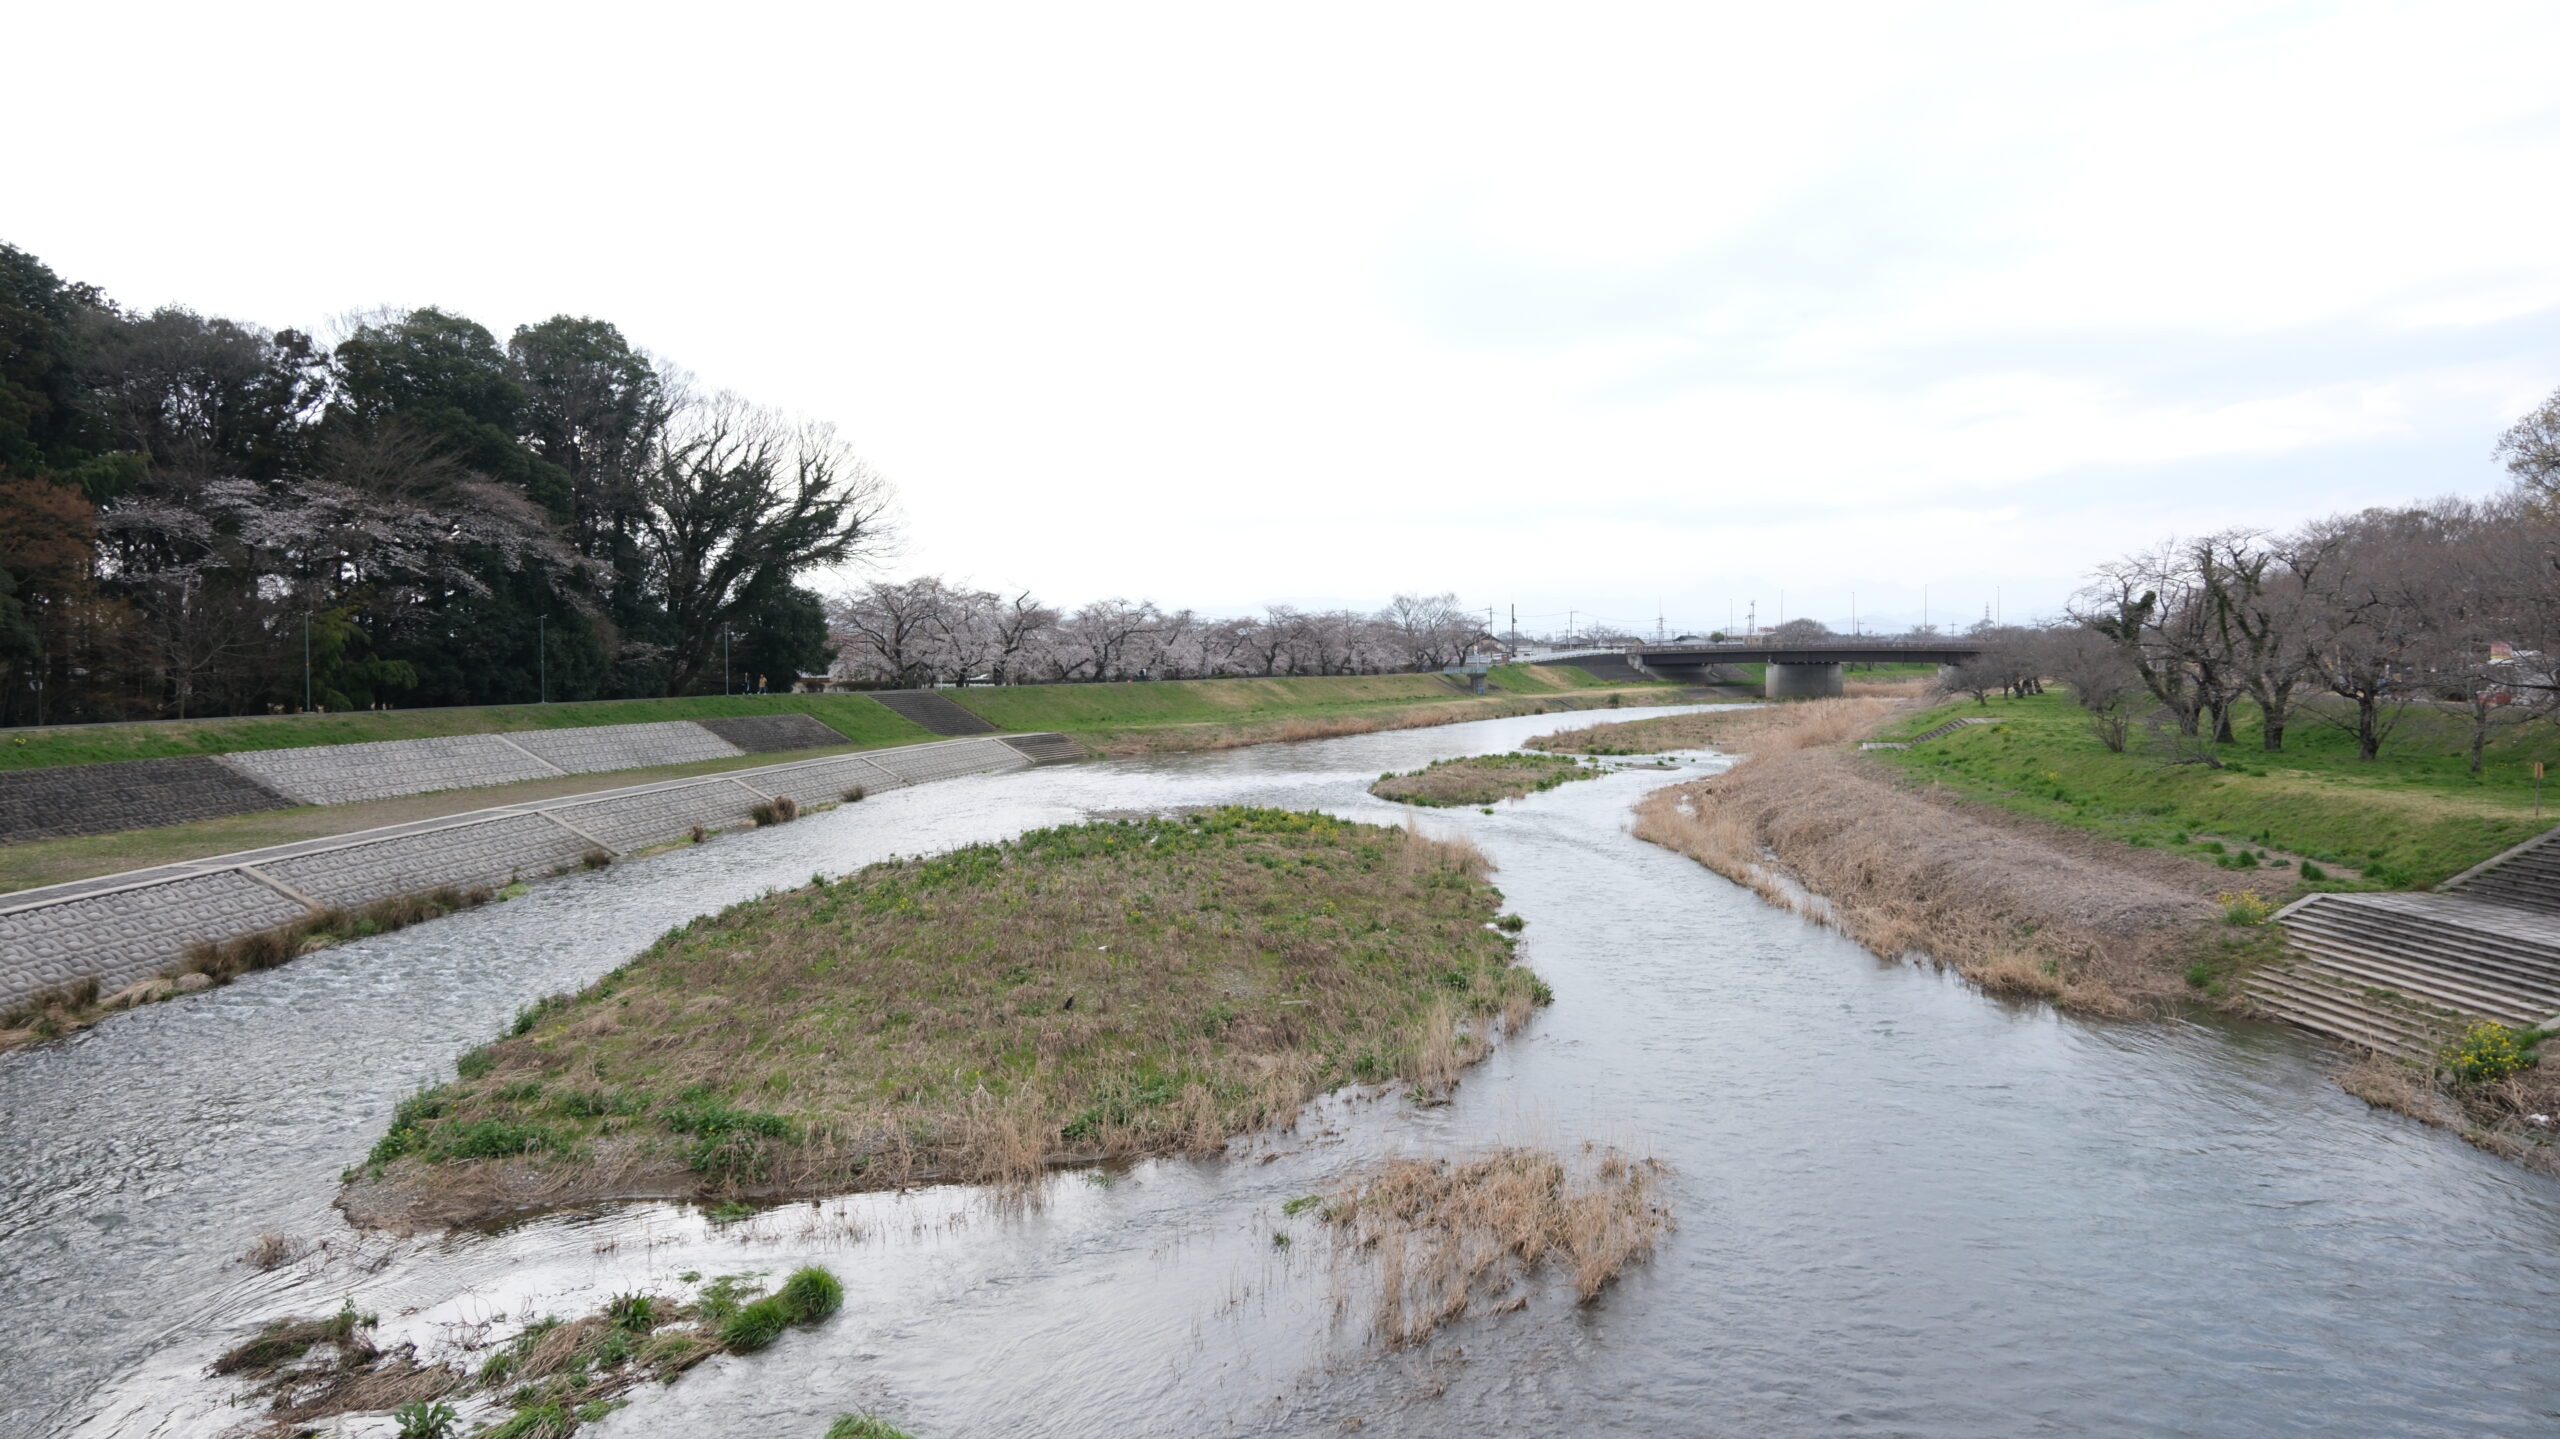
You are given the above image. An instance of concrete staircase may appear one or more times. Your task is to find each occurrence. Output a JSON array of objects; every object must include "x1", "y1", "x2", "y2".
[
  {"x1": 870, "y1": 689, "x2": 999, "y2": 735},
  {"x1": 2252, "y1": 828, "x2": 2560, "y2": 1056},
  {"x1": 1859, "y1": 715, "x2": 1997, "y2": 752},
  {"x1": 997, "y1": 732, "x2": 1084, "y2": 765}
]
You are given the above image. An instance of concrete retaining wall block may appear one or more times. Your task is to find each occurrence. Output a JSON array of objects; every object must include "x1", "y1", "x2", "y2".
[
  {"x1": 0, "y1": 872, "x2": 310, "y2": 998},
  {"x1": 506, "y1": 722, "x2": 742, "y2": 774},
  {"x1": 221, "y1": 735, "x2": 563, "y2": 805}
]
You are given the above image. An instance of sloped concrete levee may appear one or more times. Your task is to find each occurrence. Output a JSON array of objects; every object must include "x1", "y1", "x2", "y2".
[
  {"x1": 217, "y1": 733, "x2": 568, "y2": 805},
  {"x1": 696, "y1": 712, "x2": 850, "y2": 752},
  {"x1": 0, "y1": 756, "x2": 294, "y2": 842},
  {"x1": 868, "y1": 689, "x2": 999, "y2": 735},
  {"x1": 0, "y1": 734, "x2": 1065, "y2": 1010},
  {"x1": 2251, "y1": 826, "x2": 2560, "y2": 1057},
  {"x1": 503, "y1": 720, "x2": 742, "y2": 774}
]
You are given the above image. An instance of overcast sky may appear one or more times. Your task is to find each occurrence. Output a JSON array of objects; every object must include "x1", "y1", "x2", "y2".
[{"x1": 15, "y1": 2, "x2": 2560, "y2": 637}]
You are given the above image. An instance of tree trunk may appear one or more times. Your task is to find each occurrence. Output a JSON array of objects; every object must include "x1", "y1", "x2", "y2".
[{"x1": 2357, "y1": 694, "x2": 2383, "y2": 760}]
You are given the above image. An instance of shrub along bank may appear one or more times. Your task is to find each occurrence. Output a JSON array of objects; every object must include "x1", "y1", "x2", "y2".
[
  {"x1": 1868, "y1": 690, "x2": 2560, "y2": 888},
  {"x1": 340, "y1": 808, "x2": 1545, "y2": 1230}
]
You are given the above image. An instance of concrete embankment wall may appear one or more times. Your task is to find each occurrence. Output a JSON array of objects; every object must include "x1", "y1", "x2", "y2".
[
  {"x1": 0, "y1": 735, "x2": 1060, "y2": 1012},
  {"x1": 0, "y1": 713, "x2": 858, "y2": 844}
]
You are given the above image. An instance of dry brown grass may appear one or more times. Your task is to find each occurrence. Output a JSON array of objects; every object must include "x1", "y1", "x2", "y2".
[
  {"x1": 1323, "y1": 1145, "x2": 1671, "y2": 1347},
  {"x1": 1532, "y1": 698, "x2": 1900, "y2": 756},
  {"x1": 1844, "y1": 676, "x2": 1939, "y2": 698},
  {"x1": 342, "y1": 808, "x2": 1546, "y2": 1230},
  {"x1": 1628, "y1": 703, "x2": 2256, "y2": 1016},
  {"x1": 1369, "y1": 752, "x2": 1599, "y2": 808},
  {"x1": 2339, "y1": 1051, "x2": 2560, "y2": 1176}
]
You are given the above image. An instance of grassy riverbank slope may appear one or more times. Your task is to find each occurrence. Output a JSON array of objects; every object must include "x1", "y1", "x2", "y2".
[
  {"x1": 341, "y1": 808, "x2": 1544, "y2": 1229},
  {"x1": 948, "y1": 668, "x2": 1681, "y2": 754},
  {"x1": 1868, "y1": 691, "x2": 2560, "y2": 888},
  {"x1": 1616, "y1": 699, "x2": 2280, "y2": 1015}
]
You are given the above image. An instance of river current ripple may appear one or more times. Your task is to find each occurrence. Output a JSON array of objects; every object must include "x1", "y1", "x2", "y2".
[{"x1": 3, "y1": 708, "x2": 2557, "y2": 1436}]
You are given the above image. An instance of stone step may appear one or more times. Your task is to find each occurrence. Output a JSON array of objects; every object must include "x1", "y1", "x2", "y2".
[
  {"x1": 997, "y1": 733, "x2": 1085, "y2": 765},
  {"x1": 2276, "y1": 928, "x2": 2557, "y2": 1029},
  {"x1": 2448, "y1": 869, "x2": 2560, "y2": 915},
  {"x1": 2281, "y1": 903, "x2": 2560, "y2": 1005},
  {"x1": 869, "y1": 690, "x2": 999, "y2": 736},
  {"x1": 2241, "y1": 966, "x2": 2450, "y2": 1059},
  {"x1": 2289, "y1": 892, "x2": 2560, "y2": 978}
]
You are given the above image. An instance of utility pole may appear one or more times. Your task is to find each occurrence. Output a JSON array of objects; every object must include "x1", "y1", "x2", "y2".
[
  {"x1": 1509, "y1": 603, "x2": 1517, "y2": 659},
  {"x1": 1851, "y1": 592, "x2": 1857, "y2": 637},
  {"x1": 1567, "y1": 609, "x2": 1575, "y2": 646},
  {"x1": 1747, "y1": 599, "x2": 1757, "y2": 636},
  {"x1": 1655, "y1": 600, "x2": 1665, "y2": 644}
]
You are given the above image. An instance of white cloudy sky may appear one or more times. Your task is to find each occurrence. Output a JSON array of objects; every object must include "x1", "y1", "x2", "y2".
[{"x1": 15, "y1": 1, "x2": 2560, "y2": 636}]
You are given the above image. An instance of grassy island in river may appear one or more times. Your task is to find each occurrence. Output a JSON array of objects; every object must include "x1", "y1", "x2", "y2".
[
  {"x1": 1370, "y1": 752, "x2": 1603, "y2": 807},
  {"x1": 341, "y1": 807, "x2": 1543, "y2": 1229}
]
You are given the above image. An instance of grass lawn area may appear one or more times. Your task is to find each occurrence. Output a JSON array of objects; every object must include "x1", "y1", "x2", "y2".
[
  {"x1": 1370, "y1": 752, "x2": 1602, "y2": 807},
  {"x1": 0, "y1": 693, "x2": 935, "y2": 771},
  {"x1": 341, "y1": 808, "x2": 1543, "y2": 1228},
  {"x1": 1873, "y1": 689, "x2": 2560, "y2": 887}
]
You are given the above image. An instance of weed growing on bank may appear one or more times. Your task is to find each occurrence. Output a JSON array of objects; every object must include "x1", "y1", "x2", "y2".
[
  {"x1": 342, "y1": 807, "x2": 1544, "y2": 1229},
  {"x1": 1369, "y1": 752, "x2": 1601, "y2": 807},
  {"x1": 214, "y1": 1268, "x2": 845, "y2": 1436},
  {"x1": 826, "y1": 1415, "x2": 920, "y2": 1439},
  {"x1": 0, "y1": 884, "x2": 505, "y2": 1053}
]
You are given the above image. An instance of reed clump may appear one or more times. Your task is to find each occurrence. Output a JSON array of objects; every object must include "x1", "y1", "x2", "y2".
[
  {"x1": 342, "y1": 807, "x2": 1544, "y2": 1230},
  {"x1": 1322, "y1": 1144, "x2": 1671, "y2": 1348}
]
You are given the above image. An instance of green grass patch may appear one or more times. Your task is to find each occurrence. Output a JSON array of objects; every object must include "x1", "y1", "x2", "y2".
[
  {"x1": 343, "y1": 807, "x2": 1544, "y2": 1227},
  {"x1": 215, "y1": 1268, "x2": 847, "y2": 1438},
  {"x1": 1370, "y1": 752, "x2": 1602, "y2": 807},
  {"x1": 0, "y1": 693, "x2": 934, "y2": 771},
  {"x1": 1872, "y1": 690, "x2": 2560, "y2": 887}
]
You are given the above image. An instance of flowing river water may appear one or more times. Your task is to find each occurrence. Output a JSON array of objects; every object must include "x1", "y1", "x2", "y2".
[{"x1": 4, "y1": 708, "x2": 2559, "y2": 1437}]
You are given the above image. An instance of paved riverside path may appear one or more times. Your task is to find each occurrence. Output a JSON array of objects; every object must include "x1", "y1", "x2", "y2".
[{"x1": 0, "y1": 733, "x2": 1076, "y2": 1012}]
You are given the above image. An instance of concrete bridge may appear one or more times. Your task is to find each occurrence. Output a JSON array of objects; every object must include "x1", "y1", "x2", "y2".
[{"x1": 1534, "y1": 641, "x2": 1984, "y2": 698}]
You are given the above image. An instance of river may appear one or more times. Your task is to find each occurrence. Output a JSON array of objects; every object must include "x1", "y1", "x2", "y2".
[{"x1": 3, "y1": 708, "x2": 2556, "y2": 1436}]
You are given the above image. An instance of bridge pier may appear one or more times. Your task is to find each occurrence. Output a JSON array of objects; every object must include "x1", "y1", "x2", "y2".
[{"x1": 1765, "y1": 661, "x2": 1844, "y2": 699}]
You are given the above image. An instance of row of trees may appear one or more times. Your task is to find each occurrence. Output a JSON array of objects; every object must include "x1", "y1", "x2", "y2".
[
  {"x1": 0, "y1": 243, "x2": 882, "y2": 725},
  {"x1": 823, "y1": 585, "x2": 1491, "y2": 686},
  {"x1": 1949, "y1": 383, "x2": 2560, "y2": 768}
]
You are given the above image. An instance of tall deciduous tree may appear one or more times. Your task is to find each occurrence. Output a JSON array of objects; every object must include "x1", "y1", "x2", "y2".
[{"x1": 643, "y1": 395, "x2": 891, "y2": 694}]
